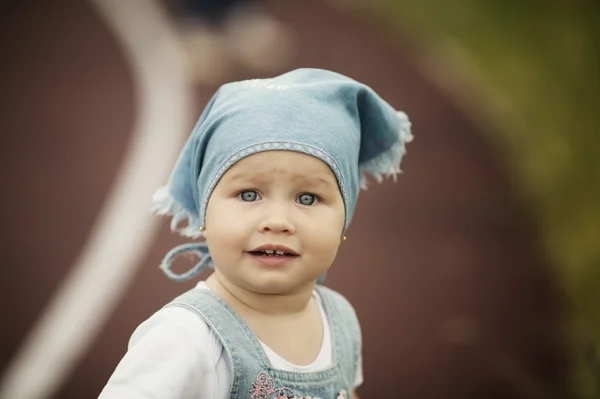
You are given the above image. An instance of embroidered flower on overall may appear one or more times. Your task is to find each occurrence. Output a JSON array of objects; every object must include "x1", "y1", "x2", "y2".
[{"x1": 249, "y1": 372, "x2": 322, "y2": 399}]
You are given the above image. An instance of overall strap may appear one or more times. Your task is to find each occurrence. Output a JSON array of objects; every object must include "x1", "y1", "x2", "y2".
[
  {"x1": 315, "y1": 285, "x2": 361, "y2": 388},
  {"x1": 165, "y1": 288, "x2": 272, "y2": 397}
]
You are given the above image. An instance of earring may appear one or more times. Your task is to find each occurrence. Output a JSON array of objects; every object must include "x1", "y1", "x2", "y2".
[
  {"x1": 341, "y1": 236, "x2": 347, "y2": 242},
  {"x1": 199, "y1": 226, "x2": 206, "y2": 232}
]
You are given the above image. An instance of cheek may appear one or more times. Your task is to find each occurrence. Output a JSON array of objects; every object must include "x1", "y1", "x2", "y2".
[
  {"x1": 205, "y1": 199, "x2": 251, "y2": 253},
  {"x1": 327, "y1": 201, "x2": 346, "y2": 236},
  {"x1": 302, "y1": 213, "x2": 344, "y2": 254},
  {"x1": 206, "y1": 197, "x2": 242, "y2": 232},
  {"x1": 204, "y1": 223, "x2": 246, "y2": 269},
  {"x1": 313, "y1": 238, "x2": 341, "y2": 260}
]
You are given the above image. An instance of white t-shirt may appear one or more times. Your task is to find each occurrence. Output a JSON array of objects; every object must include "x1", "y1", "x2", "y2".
[{"x1": 99, "y1": 282, "x2": 363, "y2": 399}]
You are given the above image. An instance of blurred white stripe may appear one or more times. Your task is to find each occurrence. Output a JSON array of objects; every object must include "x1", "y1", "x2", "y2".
[{"x1": 0, "y1": 1, "x2": 192, "y2": 398}]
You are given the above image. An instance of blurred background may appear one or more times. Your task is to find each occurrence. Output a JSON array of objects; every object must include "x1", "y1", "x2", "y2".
[{"x1": 1, "y1": 0, "x2": 598, "y2": 398}]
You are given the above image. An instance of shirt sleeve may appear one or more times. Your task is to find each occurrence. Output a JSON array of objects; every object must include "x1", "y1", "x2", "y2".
[
  {"x1": 98, "y1": 307, "x2": 222, "y2": 399},
  {"x1": 352, "y1": 308, "x2": 363, "y2": 390}
]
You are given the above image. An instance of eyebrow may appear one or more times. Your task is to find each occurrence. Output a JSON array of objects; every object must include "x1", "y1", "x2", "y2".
[{"x1": 227, "y1": 172, "x2": 335, "y2": 187}]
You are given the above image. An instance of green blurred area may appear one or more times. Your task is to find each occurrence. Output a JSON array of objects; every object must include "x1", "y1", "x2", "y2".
[{"x1": 374, "y1": 0, "x2": 599, "y2": 397}]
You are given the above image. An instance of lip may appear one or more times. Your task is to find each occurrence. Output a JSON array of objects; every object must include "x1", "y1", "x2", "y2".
[
  {"x1": 248, "y1": 244, "x2": 299, "y2": 256},
  {"x1": 248, "y1": 253, "x2": 297, "y2": 267},
  {"x1": 246, "y1": 244, "x2": 300, "y2": 268}
]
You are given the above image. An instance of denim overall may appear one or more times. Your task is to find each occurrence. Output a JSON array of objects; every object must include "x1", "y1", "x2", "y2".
[{"x1": 165, "y1": 285, "x2": 361, "y2": 399}]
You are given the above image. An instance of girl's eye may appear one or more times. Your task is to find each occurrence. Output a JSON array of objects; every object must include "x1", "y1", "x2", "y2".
[
  {"x1": 238, "y1": 190, "x2": 261, "y2": 202},
  {"x1": 297, "y1": 193, "x2": 318, "y2": 206}
]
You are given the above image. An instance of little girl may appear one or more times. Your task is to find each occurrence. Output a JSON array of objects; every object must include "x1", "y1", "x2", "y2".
[{"x1": 100, "y1": 68, "x2": 412, "y2": 399}]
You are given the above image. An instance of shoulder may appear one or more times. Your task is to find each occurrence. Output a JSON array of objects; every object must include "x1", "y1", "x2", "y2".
[
  {"x1": 99, "y1": 302, "x2": 225, "y2": 398},
  {"x1": 130, "y1": 304, "x2": 223, "y2": 365},
  {"x1": 315, "y1": 285, "x2": 363, "y2": 390},
  {"x1": 315, "y1": 285, "x2": 361, "y2": 346},
  {"x1": 315, "y1": 285, "x2": 359, "y2": 322}
]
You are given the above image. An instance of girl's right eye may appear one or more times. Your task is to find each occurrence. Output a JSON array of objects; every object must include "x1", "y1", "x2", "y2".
[{"x1": 238, "y1": 190, "x2": 261, "y2": 202}]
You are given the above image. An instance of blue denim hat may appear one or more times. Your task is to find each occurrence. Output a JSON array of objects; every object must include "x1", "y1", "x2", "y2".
[{"x1": 154, "y1": 68, "x2": 412, "y2": 281}]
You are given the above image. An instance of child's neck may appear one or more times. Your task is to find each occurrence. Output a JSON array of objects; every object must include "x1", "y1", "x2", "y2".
[{"x1": 206, "y1": 273, "x2": 314, "y2": 316}]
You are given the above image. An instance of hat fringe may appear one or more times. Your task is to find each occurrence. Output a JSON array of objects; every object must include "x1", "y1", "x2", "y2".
[
  {"x1": 152, "y1": 186, "x2": 204, "y2": 238},
  {"x1": 359, "y1": 111, "x2": 413, "y2": 189}
]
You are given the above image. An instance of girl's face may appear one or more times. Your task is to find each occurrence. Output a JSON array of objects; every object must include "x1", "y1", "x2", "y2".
[{"x1": 204, "y1": 151, "x2": 345, "y2": 295}]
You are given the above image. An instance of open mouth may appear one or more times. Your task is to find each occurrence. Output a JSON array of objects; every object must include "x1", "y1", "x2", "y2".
[{"x1": 249, "y1": 250, "x2": 298, "y2": 257}]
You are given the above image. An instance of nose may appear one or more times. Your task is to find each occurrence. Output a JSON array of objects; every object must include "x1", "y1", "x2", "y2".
[{"x1": 258, "y1": 209, "x2": 296, "y2": 235}]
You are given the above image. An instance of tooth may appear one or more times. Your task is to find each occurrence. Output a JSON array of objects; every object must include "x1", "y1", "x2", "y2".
[
  {"x1": 275, "y1": 250, "x2": 285, "y2": 255},
  {"x1": 264, "y1": 250, "x2": 274, "y2": 254}
]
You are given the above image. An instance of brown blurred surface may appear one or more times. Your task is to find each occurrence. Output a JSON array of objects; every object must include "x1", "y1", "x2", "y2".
[{"x1": 0, "y1": 1, "x2": 568, "y2": 398}]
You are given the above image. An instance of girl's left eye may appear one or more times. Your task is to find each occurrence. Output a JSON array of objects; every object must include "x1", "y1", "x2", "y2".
[{"x1": 296, "y1": 193, "x2": 318, "y2": 206}]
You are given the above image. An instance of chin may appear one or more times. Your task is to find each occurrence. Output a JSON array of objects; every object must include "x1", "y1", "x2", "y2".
[
  {"x1": 247, "y1": 280, "x2": 294, "y2": 295},
  {"x1": 244, "y1": 276, "x2": 315, "y2": 295}
]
